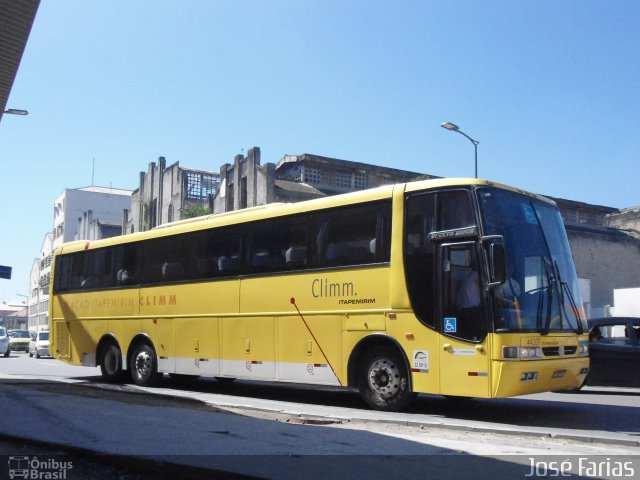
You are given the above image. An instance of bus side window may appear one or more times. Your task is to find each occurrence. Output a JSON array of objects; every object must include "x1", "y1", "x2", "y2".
[
  {"x1": 210, "y1": 230, "x2": 241, "y2": 276},
  {"x1": 247, "y1": 216, "x2": 307, "y2": 274},
  {"x1": 53, "y1": 256, "x2": 72, "y2": 293},
  {"x1": 310, "y1": 201, "x2": 390, "y2": 268},
  {"x1": 114, "y1": 244, "x2": 137, "y2": 286}
]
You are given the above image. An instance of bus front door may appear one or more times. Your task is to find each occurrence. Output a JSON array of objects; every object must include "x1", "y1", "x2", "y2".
[{"x1": 438, "y1": 242, "x2": 490, "y2": 398}]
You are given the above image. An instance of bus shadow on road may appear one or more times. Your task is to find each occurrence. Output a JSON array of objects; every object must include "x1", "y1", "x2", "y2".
[{"x1": 70, "y1": 373, "x2": 640, "y2": 440}]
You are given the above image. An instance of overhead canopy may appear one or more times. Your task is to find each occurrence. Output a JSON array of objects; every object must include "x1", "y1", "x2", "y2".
[{"x1": 0, "y1": 0, "x2": 40, "y2": 123}]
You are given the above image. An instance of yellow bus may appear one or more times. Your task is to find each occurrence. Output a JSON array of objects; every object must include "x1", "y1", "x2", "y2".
[{"x1": 49, "y1": 178, "x2": 589, "y2": 411}]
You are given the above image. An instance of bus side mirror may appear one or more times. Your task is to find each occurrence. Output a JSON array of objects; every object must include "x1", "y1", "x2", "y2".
[{"x1": 489, "y1": 243, "x2": 506, "y2": 285}]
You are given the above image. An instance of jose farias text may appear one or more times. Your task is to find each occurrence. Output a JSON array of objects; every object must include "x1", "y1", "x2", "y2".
[{"x1": 526, "y1": 457, "x2": 635, "y2": 477}]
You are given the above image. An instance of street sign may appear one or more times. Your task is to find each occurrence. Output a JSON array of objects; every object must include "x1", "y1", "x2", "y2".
[{"x1": 0, "y1": 265, "x2": 12, "y2": 279}]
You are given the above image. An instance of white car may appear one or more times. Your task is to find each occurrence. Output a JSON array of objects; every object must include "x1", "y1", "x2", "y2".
[
  {"x1": 0, "y1": 327, "x2": 10, "y2": 357},
  {"x1": 28, "y1": 331, "x2": 50, "y2": 358}
]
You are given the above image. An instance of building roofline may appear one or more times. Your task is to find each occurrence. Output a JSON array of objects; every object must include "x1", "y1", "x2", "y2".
[
  {"x1": 76, "y1": 186, "x2": 133, "y2": 196},
  {"x1": 546, "y1": 195, "x2": 619, "y2": 213},
  {"x1": 276, "y1": 153, "x2": 425, "y2": 178}
]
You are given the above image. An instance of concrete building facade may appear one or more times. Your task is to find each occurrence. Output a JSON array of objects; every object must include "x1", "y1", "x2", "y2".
[
  {"x1": 607, "y1": 206, "x2": 640, "y2": 234},
  {"x1": 28, "y1": 232, "x2": 53, "y2": 333},
  {"x1": 53, "y1": 186, "x2": 133, "y2": 249},
  {"x1": 275, "y1": 153, "x2": 427, "y2": 196},
  {"x1": 0, "y1": 303, "x2": 27, "y2": 330},
  {"x1": 550, "y1": 197, "x2": 640, "y2": 318},
  {"x1": 127, "y1": 157, "x2": 219, "y2": 233},
  {"x1": 213, "y1": 147, "x2": 425, "y2": 214},
  {"x1": 565, "y1": 225, "x2": 640, "y2": 317}
]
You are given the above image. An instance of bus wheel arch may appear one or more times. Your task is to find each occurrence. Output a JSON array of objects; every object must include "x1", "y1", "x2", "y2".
[
  {"x1": 97, "y1": 335, "x2": 125, "y2": 382},
  {"x1": 127, "y1": 334, "x2": 161, "y2": 387},
  {"x1": 348, "y1": 335, "x2": 415, "y2": 411}
]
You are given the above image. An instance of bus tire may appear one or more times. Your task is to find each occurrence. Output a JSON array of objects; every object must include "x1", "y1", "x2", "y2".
[
  {"x1": 357, "y1": 346, "x2": 415, "y2": 412},
  {"x1": 99, "y1": 343, "x2": 125, "y2": 382},
  {"x1": 215, "y1": 376, "x2": 236, "y2": 384},
  {"x1": 130, "y1": 343, "x2": 161, "y2": 387}
]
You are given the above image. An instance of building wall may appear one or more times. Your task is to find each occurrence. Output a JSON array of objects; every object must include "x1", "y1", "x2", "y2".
[
  {"x1": 53, "y1": 186, "x2": 132, "y2": 248},
  {"x1": 567, "y1": 226, "x2": 640, "y2": 317},
  {"x1": 214, "y1": 149, "x2": 424, "y2": 214},
  {"x1": 28, "y1": 232, "x2": 53, "y2": 333},
  {"x1": 275, "y1": 153, "x2": 424, "y2": 196},
  {"x1": 128, "y1": 157, "x2": 219, "y2": 233},
  {"x1": 611, "y1": 288, "x2": 640, "y2": 317},
  {"x1": 214, "y1": 147, "x2": 275, "y2": 213},
  {"x1": 607, "y1": 206, "x2": 640, "y2": 233},
  {"x1": 0, "y1": 305, "x2": 27, "y2": 330}
]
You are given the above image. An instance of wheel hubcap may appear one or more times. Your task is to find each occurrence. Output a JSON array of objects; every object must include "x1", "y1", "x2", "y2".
[
  {"x1": 368, "y1": 359, "x2": 401, "y2": 399},
  {"x1": 135, "y1": 350, "x2": 152, "y2": 379}
]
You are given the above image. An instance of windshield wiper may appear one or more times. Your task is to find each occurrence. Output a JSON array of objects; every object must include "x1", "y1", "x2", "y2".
[{"x1": 554, "y1": 260, "x2": 583, "y2": 334}]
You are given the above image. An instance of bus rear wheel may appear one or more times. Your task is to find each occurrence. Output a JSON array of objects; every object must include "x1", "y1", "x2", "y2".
[
  {"x1": 130, "y1": 344, "x2": 161, "y2": 387},
  {"x1": 357, "y1": 346, "x2": 415, "y2": 412},
  {"x1": 99, "y1": 343, "x2": 125, "y2": 382}
]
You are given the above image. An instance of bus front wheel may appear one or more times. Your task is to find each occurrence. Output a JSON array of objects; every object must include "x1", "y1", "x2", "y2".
[
  {"x1": 357, "y1": 346, "x2": 415, "y2": 412},
  {"x1": 130, "y1": 344, "x2": 161, "y2": 387}
]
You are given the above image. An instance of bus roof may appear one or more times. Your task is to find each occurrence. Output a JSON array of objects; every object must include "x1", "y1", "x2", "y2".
[{"x1": 54, "y1": 177, "x2": 554, "y2": 255}]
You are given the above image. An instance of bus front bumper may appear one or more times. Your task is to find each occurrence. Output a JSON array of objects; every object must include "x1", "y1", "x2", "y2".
[{"x1": 492, "y1": 357, "x2": 589, "y2": 398}]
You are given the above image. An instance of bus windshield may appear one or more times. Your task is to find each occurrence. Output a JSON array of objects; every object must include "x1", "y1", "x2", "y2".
[{"x1": 478, "y1": 187, "x2": 587, "y2": 334}]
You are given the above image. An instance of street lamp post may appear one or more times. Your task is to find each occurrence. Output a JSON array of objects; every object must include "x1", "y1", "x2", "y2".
[{"x1": 441, "y1": 122, "x2": 479, "y2": 178}]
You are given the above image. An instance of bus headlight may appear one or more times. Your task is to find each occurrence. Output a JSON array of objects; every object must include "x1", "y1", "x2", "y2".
[
  {"x1": 578, "y1": 343, "x2": 589, "y2": 356},
  {"x1": 502, "y1": 346, "x2": 544, "y2": 359}
]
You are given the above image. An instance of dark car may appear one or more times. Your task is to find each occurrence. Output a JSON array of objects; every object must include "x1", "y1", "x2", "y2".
[{"x1": 586, "y1": 317, "x2": 640, "y2": 388}]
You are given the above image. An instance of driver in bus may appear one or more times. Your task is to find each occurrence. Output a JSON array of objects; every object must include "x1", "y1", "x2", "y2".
[{"x1": 495, "y1": 262, "x2": 522, "y2": 329}]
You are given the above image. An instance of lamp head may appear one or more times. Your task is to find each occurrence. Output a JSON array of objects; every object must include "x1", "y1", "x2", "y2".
[
  {"x1": 441, "y1": 122, "x2": 459, "y2": 131},
  {"x1": 3, "y1": 109, "x2": 29, "y2": 116}
]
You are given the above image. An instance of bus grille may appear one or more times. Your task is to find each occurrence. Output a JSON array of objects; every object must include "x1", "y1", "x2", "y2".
[
  {"x1": 54, "y1": 321, "x2": 70, "y2": 358},
  {"x1": 542, "y1": 346, "x2": 577, "y2": 357}
]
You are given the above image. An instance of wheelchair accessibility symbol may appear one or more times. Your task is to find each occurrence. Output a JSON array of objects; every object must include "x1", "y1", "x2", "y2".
[{"x1": 444, "y1": 317, "x2": 457, "y2": 333}]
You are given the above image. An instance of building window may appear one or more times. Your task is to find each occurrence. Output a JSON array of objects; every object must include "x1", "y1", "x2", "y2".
[
  {"x1": 185, "y1": 171, "x2": 218, "y2": 200},
  {"x1": 354, "y1": 172, "x2": 367, "y2": 190},
  {"x1": 240, "y1": 177, "x2": 248, "y2": 209},
  {"x1": 336, "y1": 172, "x2": 352, "y2": 189},
  {"x1": 564, "y1": 210, "x2": 577, "y2": 224},
  {"x1": 304, "y1": 168, "x2": 321, "y2": 184},
  {"x1": 168, "y1": 204, "x2": 174, "y2": 223},
  {"x1": 226, "y1": 183, "x2": 234, "y2": 212},
  {"x1": 577, "y1": 210, "x2": 589, "y2": 225}
]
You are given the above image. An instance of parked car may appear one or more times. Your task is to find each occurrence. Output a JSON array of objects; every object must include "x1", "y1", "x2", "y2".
[
  {"x1": 586, "y1": 317, "x2": 640, "y2": 388},
  {"x1": 0, "y1": 327, "x2": 10, "y2": 357},
  {"x1": 8, "y1": 329, "x2": 31, "y2": 353},
  {"x1": 29, "y1": 331, "x2": 50, "y2": 358}
]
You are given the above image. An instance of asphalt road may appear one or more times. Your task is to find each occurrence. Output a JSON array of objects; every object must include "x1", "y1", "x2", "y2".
[{"x1": 1, "y1": 352, "x2": 640, "y2": 479}]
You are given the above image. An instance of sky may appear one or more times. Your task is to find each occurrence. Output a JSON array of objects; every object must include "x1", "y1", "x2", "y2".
[{"x1": 1, "y1": 0, "x2": 639, "y2": 303}]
